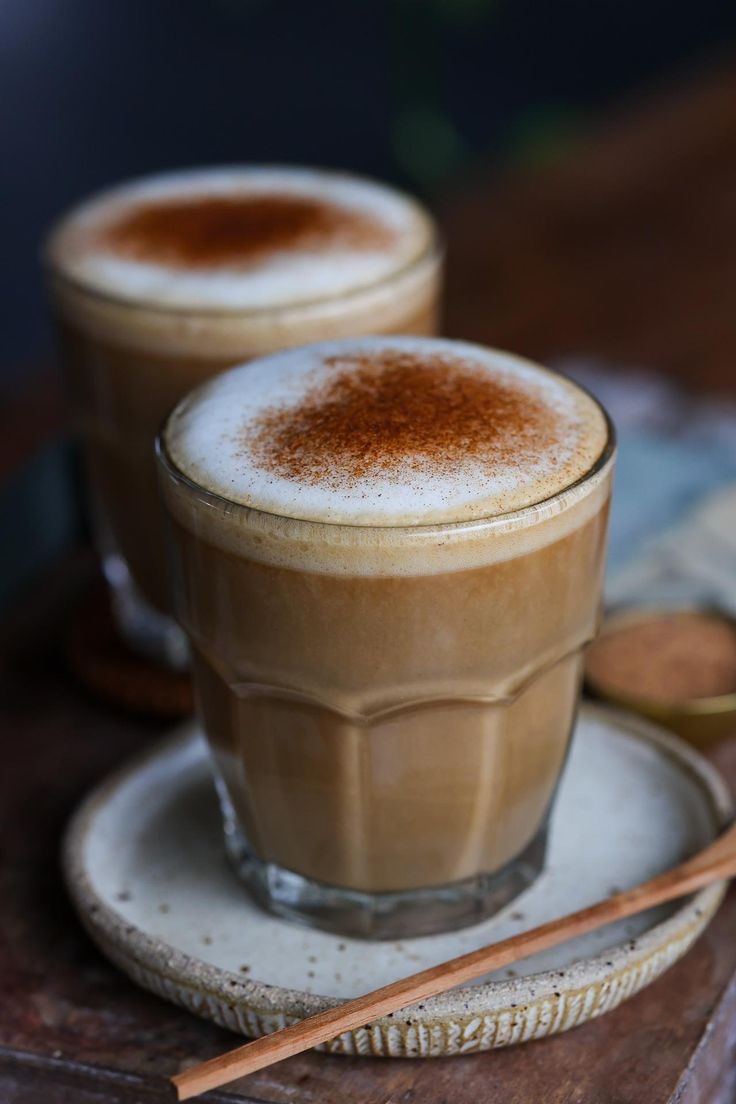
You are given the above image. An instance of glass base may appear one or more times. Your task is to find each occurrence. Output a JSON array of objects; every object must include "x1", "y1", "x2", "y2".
[
  {"x1": 217, "y1": 781, "x2": 547, "y2": 939},
  {"x1": 103, "y1": 551, "x2": 189, "y2": 671}
]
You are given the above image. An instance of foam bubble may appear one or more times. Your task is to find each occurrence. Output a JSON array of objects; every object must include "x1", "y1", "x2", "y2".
[
  {"x1": 164, "y1": 337, "x2": 609, "y2": 526},
  {"x1": 46, "y1": 167, "x2": 435, "y2": 310}
]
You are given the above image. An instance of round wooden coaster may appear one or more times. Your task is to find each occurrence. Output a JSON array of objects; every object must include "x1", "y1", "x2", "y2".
[{"x1": 65, "y1": 584, "x2": 193, "y2": 719}]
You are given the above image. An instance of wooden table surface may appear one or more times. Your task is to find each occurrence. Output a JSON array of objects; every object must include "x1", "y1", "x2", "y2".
[{"x1": 4, "y1": 60, "x2": 736, "y2": 1104}]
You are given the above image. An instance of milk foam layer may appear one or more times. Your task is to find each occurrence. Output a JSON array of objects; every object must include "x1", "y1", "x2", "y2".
[
  {"x1": 165, "y1": 337, "x2": 609, "y2": 527},
  {"x1": 46, "y1": 167, "x2": 435, "y2": 311}
]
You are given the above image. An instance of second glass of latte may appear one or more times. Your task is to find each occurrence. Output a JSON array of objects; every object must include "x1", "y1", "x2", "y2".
[
  {"x1": 157, "y1": 336, "x2": 614, "y2": 938},
  {"x1": 47, "y1": 162, "x2": 615, "y2": 938},
  {"x1": 45, "y1": 167, "x2": 441, "y2": 666}
]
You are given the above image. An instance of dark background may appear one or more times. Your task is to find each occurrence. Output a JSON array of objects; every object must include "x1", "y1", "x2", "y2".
[{"x1": 3, "y1": 0, "x2": 736, "y2": 382}]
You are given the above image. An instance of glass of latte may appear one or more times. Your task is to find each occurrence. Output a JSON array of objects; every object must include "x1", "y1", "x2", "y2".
[
  {"x1": 157, "y1": 336, "x2": 615, "y2": 938},
  {"x1": 44, "y1": 168, "x2": 440, "y2": 667}
]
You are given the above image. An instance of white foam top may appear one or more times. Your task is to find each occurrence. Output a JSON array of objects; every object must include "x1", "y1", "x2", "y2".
[
  {"x1": 46, "y1": 167, "x2": 435, "y2": 310},
  {"x1": 164, "y1": 337, "x2": 610, "y2": 527}
]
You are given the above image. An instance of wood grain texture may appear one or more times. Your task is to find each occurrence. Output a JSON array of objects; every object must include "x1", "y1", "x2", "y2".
[
  {"x1": 172, "y1": 828, "x2": 735, "y2": 1098},
  {"x1": 5, "y1": 55, "x2": 736, "y2": 1102},
  {"x1": 2, "y1": 559, "x2": 736, "y2": 1104},
  {"x1": 440, "y1": 62, "x2": 736, "y2": 396}
]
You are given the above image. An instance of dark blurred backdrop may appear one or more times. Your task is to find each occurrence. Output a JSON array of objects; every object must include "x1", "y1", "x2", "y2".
[{"x1": 3, "y1": 0, "x2": 736, "y2": 382}]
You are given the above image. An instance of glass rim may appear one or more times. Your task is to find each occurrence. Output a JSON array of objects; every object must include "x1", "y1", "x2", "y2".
[
  {"x1": 155, "y1": 368, "x2": 616, "y2": 535},
  {"x1": 42, "y1": 169, "x2": 442, "y2": 320},
  {"x1": 46, "y1": 237, "x2": 442, "y2": 320}
]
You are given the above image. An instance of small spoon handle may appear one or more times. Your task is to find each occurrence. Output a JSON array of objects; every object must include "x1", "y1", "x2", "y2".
[{"x1": 172, "y1": 820, "x2": 736, "y2": 1101}]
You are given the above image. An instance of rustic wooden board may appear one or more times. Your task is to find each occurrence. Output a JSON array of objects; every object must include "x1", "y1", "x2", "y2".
[
  {"x1": 1, "y1": 559, "x2": 736, "y2": 1104},
  {"x1": 440, "y1": 62, "x2": 736, "y2": 397},
  {"x1": 4, "y1": 57, "x2": 736, "y2": 1103}
]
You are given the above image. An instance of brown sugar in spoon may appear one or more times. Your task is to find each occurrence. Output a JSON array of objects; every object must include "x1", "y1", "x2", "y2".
[{"x1": 173, "y1": 819, "x2": 736, "y2": 1100}]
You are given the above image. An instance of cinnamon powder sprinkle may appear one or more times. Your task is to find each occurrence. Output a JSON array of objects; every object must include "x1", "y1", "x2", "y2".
[
  {"x1": 99, "y1": 194, "x2": 395, "y2": 267},
  {"x1": 586, "y1": 612, "x2": 736, "y2": 703},
  {"x1": 248, "y1": 351, "x2": 563, "y2": 485}
]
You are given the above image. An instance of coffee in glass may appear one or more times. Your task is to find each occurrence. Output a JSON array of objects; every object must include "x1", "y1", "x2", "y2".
[
  {"x1": 45, "y1": 168, "x2": 440, "y2": 666},
  {"x1": 158, "y1": 336, "x2": 614, "y2": 938}
]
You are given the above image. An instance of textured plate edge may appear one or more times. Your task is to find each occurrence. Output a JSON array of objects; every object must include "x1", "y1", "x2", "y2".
[{"x1": 62, "y1": 704, "x2": 733, "y2": 1057}]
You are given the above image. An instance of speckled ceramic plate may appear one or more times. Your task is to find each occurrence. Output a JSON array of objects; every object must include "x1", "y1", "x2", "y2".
[{"x1": 63, "y1": 704, "x2": 731, "y2": 1057}]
